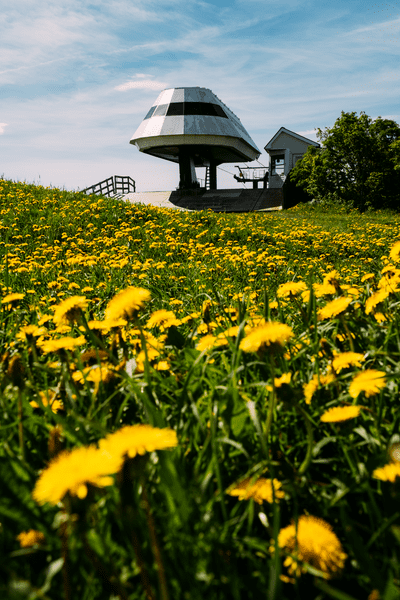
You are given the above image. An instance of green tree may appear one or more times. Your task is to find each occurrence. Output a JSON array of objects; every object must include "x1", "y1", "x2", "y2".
[{"x1": 290, "y1": 111, "x2": 400, "y2": 210}]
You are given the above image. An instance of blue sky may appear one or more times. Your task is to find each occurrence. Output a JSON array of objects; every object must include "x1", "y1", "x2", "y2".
[{"x1": 1, "y1": 0, "x2": 399, "y2": 192}]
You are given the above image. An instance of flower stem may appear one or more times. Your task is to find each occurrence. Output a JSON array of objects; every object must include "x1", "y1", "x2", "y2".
[
  {"x1": 339, "y1": 315, "x2": 355, "y2": 352},
  {"x1": 141, "y1": 480, "x2": 170, "y2": 600},
  {"x1": 83, "y1": 537, "x2": 129, "y2": 600},
  {"x1": 17, "y1": 389, "x2": 25, "y2": 461},
  {"x1": 60, "y1": 516, "x2": 72, "y2": 600}
]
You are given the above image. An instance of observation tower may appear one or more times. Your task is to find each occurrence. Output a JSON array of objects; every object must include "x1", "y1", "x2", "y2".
[{"x1": 130, "y1": 87, "x2": 260, "y2": 190}]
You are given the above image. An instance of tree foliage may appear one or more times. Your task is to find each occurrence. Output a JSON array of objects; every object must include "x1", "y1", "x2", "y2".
[
  {"x1": 282, "y1": 168, "x2": 313, "y2": 209},
  {"x1": 290, "y1": 111, "x2": 400, "y2": 210}
]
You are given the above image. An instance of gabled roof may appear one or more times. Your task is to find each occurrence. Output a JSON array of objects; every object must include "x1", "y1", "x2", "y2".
[{"x1": 264, "y1": 127, "x2": 320, "y2": 151}]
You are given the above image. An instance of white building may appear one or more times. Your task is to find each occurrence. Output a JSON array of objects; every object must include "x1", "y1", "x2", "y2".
[{"x1": 264, "y1": 127, "x2": 320, "y2": 189}]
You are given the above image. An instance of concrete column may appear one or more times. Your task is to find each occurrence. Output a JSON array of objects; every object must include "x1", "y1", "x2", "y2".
[
  {"x1": 209, "y1": 160, "x2": 217, "y2": 189},
  {"x1": 178, "y1": 147, "x2": 198, "y2": 189}
]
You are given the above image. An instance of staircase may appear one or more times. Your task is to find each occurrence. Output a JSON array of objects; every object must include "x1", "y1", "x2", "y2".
[
  {"x1": 81, "y1": 176, "x2": 136, "y2": 199},
  {"x1": 205, "y1": 167, "x2": 210, "y2": 190}
]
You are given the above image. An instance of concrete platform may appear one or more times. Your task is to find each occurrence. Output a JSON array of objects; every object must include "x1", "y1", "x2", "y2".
[
  {"x1": 123, "y1": 190, "x2": 182, "y2": 209},
  {"x1": 123, "y1": 188, "x2": 283, "y2": 212}
]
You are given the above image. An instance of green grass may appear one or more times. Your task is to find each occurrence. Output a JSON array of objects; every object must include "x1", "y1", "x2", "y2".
[{"x1": 0, "y1": 178, "x2": 400, "y2": 600}]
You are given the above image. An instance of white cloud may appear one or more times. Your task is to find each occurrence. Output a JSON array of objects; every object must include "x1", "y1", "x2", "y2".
[
  {"x1": 297, "y1": 129, "x2": 319, "y2": 139},
  {"x1": 0, "y1": 123, "x2": 8, "y2": 134},
  {"x1": 115, "y1": 80, "x2": 168, "y2": 91}
]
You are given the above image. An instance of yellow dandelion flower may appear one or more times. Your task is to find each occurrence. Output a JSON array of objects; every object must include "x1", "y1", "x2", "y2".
[
  {"x1": 99, "y1": 424, "x2": 178, "y2": 461},
  {"x1": 378, "y1": 269, "x2": 400, "y2": 293},
  {"x1": 374, "y1": 312, "x2": 387, "y2": 323},
  {"x1": 73, "y1": 363, "x2": 116, "y2": 385},
  {"x1": 197, "y1": 322, "x2": 209, "y2": 335},
  {"x1": 317, "y1": 296, "x2": 352, "y2": 320},
  {"x1": 314, "y1": 270, "x2": 341, "y2": 297},
  {"x1": 276, "y1": 515, "x2": 347, "y2": 579},
  {"x1": 227, "y1": 477, "x2": 285, "y2": 504},
  {"x1": 277, "y1": 281, "x2": 307, "y2": 299},
  {"x1": 239, "y1": 322, "x2": 293, "y2": 353},
  {"x1": 349, "y1": 370, "x2": 386, "y2": 398},
  {"x1": 303, "y1": 373, "x2": 335, "y2": 404},
  {"x1": 87, "y1": 318, "x2": 127, "y2": 333},
  {"x1": 346, "y1": 286, "x2": 360, "y2": 299},
  {"x1": 169, "y1": 299, "x2": 184, "y2": 306},
  {"x1": 105, "y1": 287, "x2": 150, "y2": 321},
  {"x1": 219, "y1": 325, "x2": 241, "y2": 340},
  {"x1": 196, "y1": 335, "x2": 217, "y2": 352},
  {"x1": 39, "y1": 336, "x2": 86, "y2": 354},
  {"x1": 361, "y1": 273, "x2": 375, "y2": 283},
  {"x1": 372, "y1": 462, "x2": 400, "y2": 482},
  {"x1": 313, "y1": 282, "x2": 337, "y2": 297},
  {"x1": 332, "y1": 352, "x2": 365, "y2": 373},
  {"x1": 323, "y1": 270, "x2": 341, "y2": 286},
  {"x1": 303, "y1": 376, "x2": 319, "y2": 404},
  {"x1": 389, "y1": 240, "x2": 400, "y2": 263},
  {"x1": 365, "y1": 289, "x2": 389, "y2": 315},
  {"x1": 274, "y1": 372, "x2": 292, "y2": 387},
  {"x1": 16, "y1": 324, "x2": 47, "y2": 341},
  {"x1": 53, "y1": 296, "x2": 88, "y2": 325},
  {"x1": 17, "y1": 530, "x2": 45, "y2": 548},
  {"x1": 146, "y1": 309, "x2": 180, "y2": 329},
  {"x1": 30, "y1": 391, "x2": 63, "y2": 413},
  {"x1": 320, "y1": 405, "x2": 361, "y2": 423},
  {"x1": 33, "y1": 445, "x2": 122, "y2": 505},
  {"x1": 55, "y1": 325, "x2": 72, "y2": 334},
  {"x1": 2, "y1": 292, "x2": 25, "y2": 305},
  {"x1": 153, "y1": 360, "x2": 170, "y2": 371},
  {"x1": 38, "y1": 314, "x2": 52, "y2": 326}
]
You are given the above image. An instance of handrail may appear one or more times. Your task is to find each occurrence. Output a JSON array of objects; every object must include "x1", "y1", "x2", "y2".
[
  {"x1": 234, "y1": 166, "x2": 268, "y2": 181},
  {"x1": 81, "y1": 175, "x2": 136, "y2": 197},
  {"x1": 114, "y1": 175, "x2": 136, "y2": 195}
]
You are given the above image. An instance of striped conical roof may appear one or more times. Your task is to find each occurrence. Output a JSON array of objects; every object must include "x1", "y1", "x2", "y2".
[{"x1": 130, "y1": 87, "x2": 260, "y2": 165}]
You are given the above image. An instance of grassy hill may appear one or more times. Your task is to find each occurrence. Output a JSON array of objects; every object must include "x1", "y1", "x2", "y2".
[{"x1": 1, "y1": 178, "x2": 400, "y2": 600}]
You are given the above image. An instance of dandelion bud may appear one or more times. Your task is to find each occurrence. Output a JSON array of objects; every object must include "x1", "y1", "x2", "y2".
[
  {"x1": 48, "y1": 425, "x2": 64, "y2": 458},
  {"x1": 7, "y1": 355, "x2": 25, "y2": 389}
]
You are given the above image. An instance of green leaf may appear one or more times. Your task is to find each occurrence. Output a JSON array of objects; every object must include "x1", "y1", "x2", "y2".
[
  {"x1": 230, "y1": 409, "x2": 248, "y2": 438},
  {"x1": 312, "y1": 435, "x2": 336, "y2": 457},
  {"x1": 38, "y1": 558, "x2": 64, "y2": 595},
  {"x1": 314, "y1": 578, "x2": 359, "y2": 600}
]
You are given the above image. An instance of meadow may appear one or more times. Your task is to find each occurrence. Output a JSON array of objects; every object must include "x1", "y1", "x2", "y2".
[{"x1": 1, "y1": 177, "x2": 400, "y2": 600}]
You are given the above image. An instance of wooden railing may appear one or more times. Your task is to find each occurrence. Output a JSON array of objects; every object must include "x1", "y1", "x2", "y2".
[{"x1": 81, "y1": 176, "x2": 136, "y2": 197}]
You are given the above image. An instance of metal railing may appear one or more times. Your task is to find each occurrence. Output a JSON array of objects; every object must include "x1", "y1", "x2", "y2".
[
  {"x1": 235, "y1": 167, "x2": 268, "y2": 181},
  {"x1": 81, "y1": 175, "x2": 136, "y2": 198}
]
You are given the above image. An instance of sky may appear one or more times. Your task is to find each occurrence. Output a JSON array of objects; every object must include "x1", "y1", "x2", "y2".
[{"x1": 1, "y1": 0, "x2": 400, "y2": 192}]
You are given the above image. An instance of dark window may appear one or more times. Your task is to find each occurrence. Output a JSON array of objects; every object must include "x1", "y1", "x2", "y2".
[
  {"x1": 214, "y1": 104, "x2": 228, "y2": 117},
  {"x1": 153, "y1": 104, "x2": 168, "y2": 116},
  {"x1": 166, "y1": 102, "x2": 184, "y2": 116},
  {"x1": 185, "y1": 102, "x2": 212, "y2": 116},
  {"x1": 165, "y1": 102, "x2": 228, "y2": 118},
  {"x1": 144, "y1": 106, "x2": 156, "y2": 119}
]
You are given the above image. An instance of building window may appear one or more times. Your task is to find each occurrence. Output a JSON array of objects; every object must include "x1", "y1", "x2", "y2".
[
  {"x1": 271, "y1": 155, "x2": 285, "y2": 175},
  {"x1": 144, "y1": 102, "x2": 228, "y2": 119}
]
